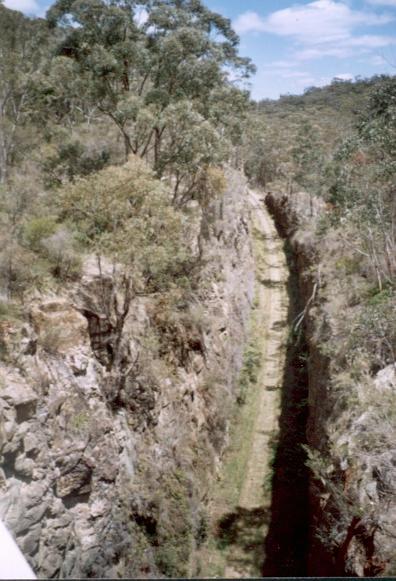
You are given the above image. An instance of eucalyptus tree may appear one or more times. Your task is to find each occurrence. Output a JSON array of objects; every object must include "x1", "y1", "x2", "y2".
[
  {"x1": 292, "y1": 121, "x2": 323, "y2": 190},
  {"x1": 330, "y1": 76, "x2": 396, "y2": 289},
  {"x1": 46, "y1": 0, "x2": 255, "y2": 199}
]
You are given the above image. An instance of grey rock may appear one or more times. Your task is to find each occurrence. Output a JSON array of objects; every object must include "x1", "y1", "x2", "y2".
[
  {"x1": 19, "y1": 523, "x2": 41, "y2": 555},
  {"x1": 0, "y1": 169, "x2": 255, "y2": 578},
  {"x1": 56, "y1": 460, "x2": 92, "y2": 498},
  {"x1": 14, "y1": 455, "x2": 35, "y2": 478}
]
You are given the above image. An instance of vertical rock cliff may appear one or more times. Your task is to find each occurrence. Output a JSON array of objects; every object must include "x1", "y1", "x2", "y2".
[
  {"x1": 266, "y1": 190, "x2": 396, "y2": 577},
  {"x1": 0, "y1": 169, "x2": 254, "y2": 578}
]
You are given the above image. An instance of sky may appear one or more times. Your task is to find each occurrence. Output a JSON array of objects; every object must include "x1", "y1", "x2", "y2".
[{"x1": 3, "y1": 0, "x2": 396, "y2": 99}]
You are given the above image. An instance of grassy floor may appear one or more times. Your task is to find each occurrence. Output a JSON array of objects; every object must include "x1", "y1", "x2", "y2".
[
  {"x1": 192, "y1": 296, "x2": 266, "y2": 577},
  {"x1": 191, "y1": 215, "x2": 282, "y2": 577}
]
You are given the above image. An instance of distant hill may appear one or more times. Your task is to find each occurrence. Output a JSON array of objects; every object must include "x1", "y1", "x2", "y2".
[{"x1": 243, "y1": 74, "x2": 395, "y2": 190}]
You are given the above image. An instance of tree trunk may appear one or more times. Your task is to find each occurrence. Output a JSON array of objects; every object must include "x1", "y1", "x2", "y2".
[
  {"x1": 123, "y1": 131, "x2": 134, "y2": 160},
  {"x1": 0, "y1": 131, "x2": 9, "y2": 183}
]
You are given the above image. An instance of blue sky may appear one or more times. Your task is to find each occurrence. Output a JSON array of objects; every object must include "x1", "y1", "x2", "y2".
[{"x1": 4, "y1": 0, "x2": 396, "y2": 99}]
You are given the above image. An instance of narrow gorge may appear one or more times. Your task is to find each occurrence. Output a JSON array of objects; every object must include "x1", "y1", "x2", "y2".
[
  {"x1": 0, "y1": 3, "x2": 395, "y2": 574},
  {"x1": 192, "y1": 190, "x2": 290, "y2": 578},
  {"x1": 0, "y1": 173, "x2": 317, "y2": 578},
  {"x1": 2, "y1": 173, "x2": 395, "y2": 578},
  {"x1": 195, "y1": 184, "x2": 396, "y2": 579}
]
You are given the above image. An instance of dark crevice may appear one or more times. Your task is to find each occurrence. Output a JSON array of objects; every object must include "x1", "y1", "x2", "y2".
[
  {"x1": 16, "y1": 402, "x2": 37, "y2": 423},
  {"x1": 262, "y1": 235, "x2": 310, "y2": 575},
  {"x1": 2, "y1": 449, "x2": 19, "y2": 478},
  {"x1": 61, "y1": 491, "x2": 91, "y2": 509},
  {"x1": 81, "y1": 309, "x2": 114, "y2": 369},
  {"x1": 2, "y1": 448, "x2": 34, "y2": 483}
]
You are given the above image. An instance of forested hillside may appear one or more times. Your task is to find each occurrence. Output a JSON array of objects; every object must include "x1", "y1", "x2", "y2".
[
  {"x1": 0, "y1": 0, "x2": 395, "y2": 577},
  {"x1": 246, "y1": 75, "x2": 395, "y2": 370},
  {"x1": 250, "y1": 76, "x2": 396, "y2": 576},
  {"x1": 0, "y1": 0, "x2": 254, "y2": 302}
]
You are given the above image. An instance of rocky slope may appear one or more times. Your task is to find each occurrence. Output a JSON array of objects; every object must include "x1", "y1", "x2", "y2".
[
  {"x1": 266, "y1": 190, "x2": 396, "y2": 577},
  {"x1": 0, "y1": 169, "x2": 254, "y2": 578}
]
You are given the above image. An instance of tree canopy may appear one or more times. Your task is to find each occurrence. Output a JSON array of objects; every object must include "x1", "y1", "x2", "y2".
[{"x1": 45, "y1": 0, "x2": 254, "y2": 198}]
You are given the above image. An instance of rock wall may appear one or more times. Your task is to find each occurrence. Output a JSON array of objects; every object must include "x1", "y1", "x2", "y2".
[
  {"x1": 0, "y1": 169, "x2": 254, "y2": 578},
  {"x1": 266, "y1": 191, "x2": 396, "y2": 577}
]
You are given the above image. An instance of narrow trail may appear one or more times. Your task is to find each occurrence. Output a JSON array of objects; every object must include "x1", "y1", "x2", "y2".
[
  {"x1": 193, "y1": 191, "x2": 289, "y2": 578},
  {"x1": 238, "y1": 191, "x2": 289, "y2": 512}
]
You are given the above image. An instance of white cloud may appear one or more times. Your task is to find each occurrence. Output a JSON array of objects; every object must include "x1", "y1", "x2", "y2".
[
  {"x1": 233, "y1": 11, "x2": 267, "y2": 34},
  {"x1": 260, "y1": 60, "x2": 296, "y2": 69},
  {"x1": 265, "y1": 0, "x2": 391, "y2": 43},
  {"x1": 366, "y1": 0, "x2": 396, "y2": 6},
  {"x1": 345, "y1": 33, "x2": 395, "y2": 46},
  {"x1": 294, "y1": 33, "x2": 395, "y2": 60},
  {"x1": 234, "y1": 1, "x2": 392, "y2": 38},
  {"x1": 294, "y1": 46, "x2": 349, "y2": 59},
  {"x1": 234, "y1": 0, "x2": 396, "y2": 61},
  {"x1": 333, "y1": 72, "x2": 354, "y2": 80},
  {"x1": 280, "y1": 70, "x2": 313, "y2": 79},
  {"x1": 4, "y1": 0, "x2": 40, "y2": 13}
]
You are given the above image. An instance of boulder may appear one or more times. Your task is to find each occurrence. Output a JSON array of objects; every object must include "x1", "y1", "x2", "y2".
[{"x1": 30, "y1": 300, "x2": 89, "y2": 354}]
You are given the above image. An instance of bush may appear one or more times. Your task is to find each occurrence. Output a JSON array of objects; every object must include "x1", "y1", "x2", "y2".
[
  {"x1": 43, "y1": 140, "x2": 110, "y2": 186},
  {"x1": 347, "y1": 289, "x2": 396, "y2": 371},
  {"x1": 335, "y1": 255, "x2": 361, "y2": 275},
  {"x1": 0, "y1": 240, "x2": 48, "y2": 298},
  {"x1": 41, "y1": 227, "x2": 82, "y2": 280},
  {"x1": 202, "y1": 166, "x2": 227, "y2": 198},
  {"x1": 154, "y1": 470, "x2": 193, "y2": 577},
  {"x1": 0, "y1": 300, "x2": 21, "y2": 321},
  {"x1": 23, "y1": 216, "x2": 58, "y2": 251},
  {"x1": 22, "y1": 219, "x2": 83, "y2": 283},
  {"x1": 237, "y1": 342, "x2": 261, "y2": 404},
  {"x1": 58, "y1": 157, "x2": 188, "y2": 291}
]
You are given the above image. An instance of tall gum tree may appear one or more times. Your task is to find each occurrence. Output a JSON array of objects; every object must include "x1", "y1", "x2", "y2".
[
  {"x1": 330, "y1": 76, "x2": 396, "y2": 289},
  {"x1": 46, "y1": 0, "x2": 255, "y2": 200}
]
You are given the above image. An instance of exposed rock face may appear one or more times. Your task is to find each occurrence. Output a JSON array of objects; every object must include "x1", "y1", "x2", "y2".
[
  {"x1": 266, "y1": 191, "x2": 396, "y2": 577},
  {"x1": 0, "y1": 169, "x2": 254, "y2": 578}
]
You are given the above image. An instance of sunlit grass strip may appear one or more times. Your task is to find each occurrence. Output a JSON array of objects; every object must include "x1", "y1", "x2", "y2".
[{"x1": 194, "y1": 222, "x2": 271, "y2": 577}]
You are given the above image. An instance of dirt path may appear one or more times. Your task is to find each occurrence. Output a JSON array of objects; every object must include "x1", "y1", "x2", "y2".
[
  {"x1": 192, "y1": 191, "x2": 289, "y2": 578},
  {"x1": 238, "y1": 191, "x2": 289, "y2": 511}
]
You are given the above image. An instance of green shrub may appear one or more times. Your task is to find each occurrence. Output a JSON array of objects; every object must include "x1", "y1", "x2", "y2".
[
  {"x1": 0, "y1": 241, "x2": 49, "y2": 298},
  {"x1": 335, "y1": 255, "x2": 361, "y2": 275},
  {"x1": 0, "y1": 300, "x2": 21, "y2": 321},
  {"x1": 237, "y1": 342, "x2": 261, "y2": 405},
  {"x1": 347, "y1": 290, "x2": 396, "y2": 370},
  {"x1": 154, "y1": 470, "x2": 193, "y2": 577},
  {"x1": 367, "y1": 285, "x2": 394, "y2": 307},
  {"x1": 43, "y1": 140, "x2": 110, "y2": 187},
  {"x1": 41, "y1": 227, "x2": 82, "y2": 281},
  {"x1": 23, "y1": 216, "x2": 58, "y2": 251},
  {"x1": 21, "y1": 218, "x2": 82, "y2": 282},
  {"x1": 58, "y1": 157, "x2": 188, "y2": 289},
  {"x1": 69, "y1": 411, "x2": 89, "y2": 432}
]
